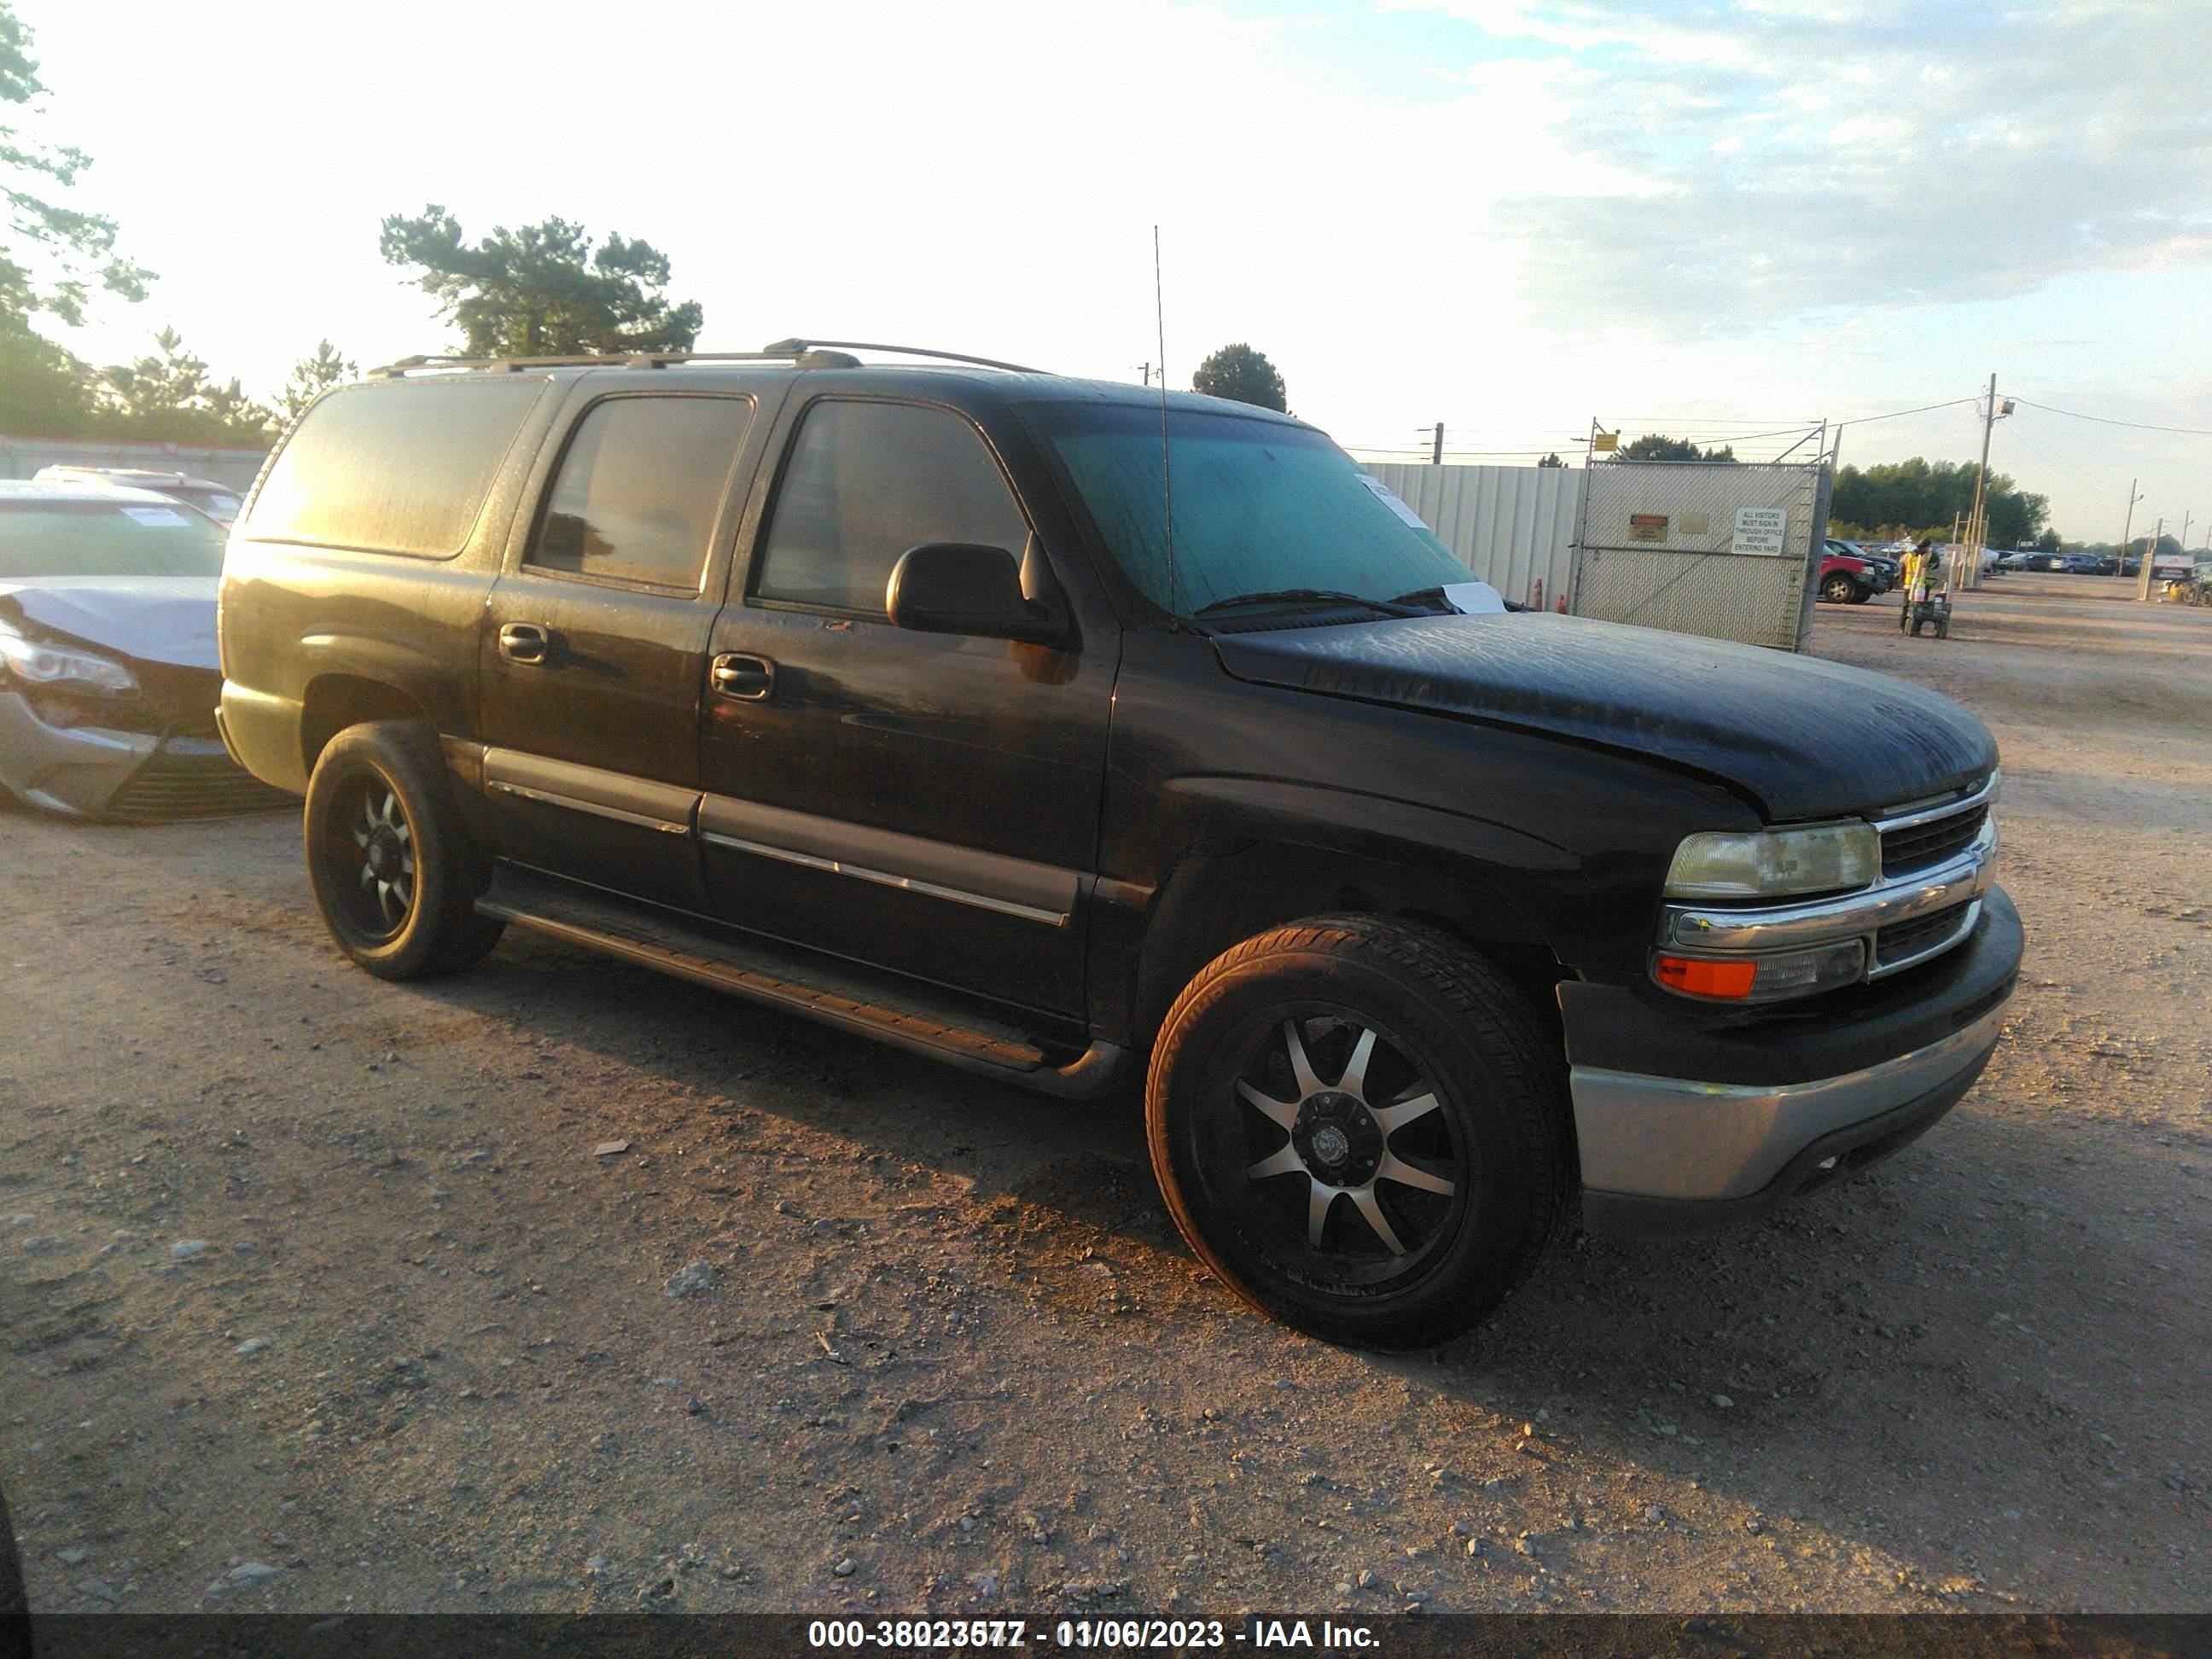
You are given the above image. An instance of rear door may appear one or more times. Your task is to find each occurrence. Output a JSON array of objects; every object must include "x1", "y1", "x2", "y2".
[
  {"x1": 695, "y1": 395, "x2": 1113, "y2": 1018},
  {"x1": 477, "y1": 388, "x2": 771, "y2": 910}
]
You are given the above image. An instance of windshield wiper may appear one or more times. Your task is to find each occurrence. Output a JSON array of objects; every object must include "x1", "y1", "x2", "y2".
[{"x1": 1193, "y1": 588, "x2": 1418, "y2": 619}]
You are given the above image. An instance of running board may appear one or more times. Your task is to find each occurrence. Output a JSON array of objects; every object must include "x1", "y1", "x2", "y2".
[{"x1": 474, "y1": 865, "x2": 1135, "y2": 1097}]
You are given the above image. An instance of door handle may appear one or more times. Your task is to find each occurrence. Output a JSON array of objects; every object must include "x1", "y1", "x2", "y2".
[
  {"x1": 710, "y1": 652, "x2": 776, "y2": 701},
  {"x1": 498, "y1": 622, "x2": 552, "y2": 665}
]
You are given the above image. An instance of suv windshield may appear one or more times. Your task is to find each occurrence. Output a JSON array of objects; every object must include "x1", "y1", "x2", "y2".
[
  {"x1": 0, "y1": 500, "x2": 228, "y2": 579},
  {"x1": 1033, "y1": 403, "x2": 1467, "y2": 618}
]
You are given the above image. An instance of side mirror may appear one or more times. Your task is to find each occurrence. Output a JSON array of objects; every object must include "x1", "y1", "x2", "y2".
[{"x1": 886, "y1": 543, "x2": 1062, "y2": 643}]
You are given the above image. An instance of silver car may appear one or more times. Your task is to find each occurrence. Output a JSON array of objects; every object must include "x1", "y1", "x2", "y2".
[
  {"x1": 0, "y1": 480, "x2": 288, "y2": 819},
  {"x1": 30, "y1": 465, "x2": 247, "y2": 527}
]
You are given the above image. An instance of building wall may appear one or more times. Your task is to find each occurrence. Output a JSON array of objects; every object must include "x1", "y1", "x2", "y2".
[
  {"x1": 1357, "y1": 461, "x2": 1582, "y2": 608},
  {"x1": 0, "y1": 435, "x2": 271, "y2": 493}
]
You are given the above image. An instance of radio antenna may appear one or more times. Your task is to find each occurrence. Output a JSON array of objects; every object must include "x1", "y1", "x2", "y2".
[{"x1": 1154, "y1": 224, "x2": 1176, "y2": 616}]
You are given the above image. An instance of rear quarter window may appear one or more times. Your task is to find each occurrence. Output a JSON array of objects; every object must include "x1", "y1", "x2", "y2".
[{"x1": 244, "y1": 379, "x2": 546, "y2": 558}]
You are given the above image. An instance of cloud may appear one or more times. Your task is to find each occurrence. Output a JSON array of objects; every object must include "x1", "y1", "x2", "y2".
[{"x1": 1394, "y1": 0, "x2": 2212, "y2": 329}]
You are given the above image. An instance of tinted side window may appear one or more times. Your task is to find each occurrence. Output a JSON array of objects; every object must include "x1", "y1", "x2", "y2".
[
  {"x1": 527, "y1": 396, "x2": 754, "y2": 591},
  {"x1": 245, "y1": 379, "x2": 545, "y2": 558},
  {"x1": 755, "y1": 401, "x2": 1030, "y2": 614}
]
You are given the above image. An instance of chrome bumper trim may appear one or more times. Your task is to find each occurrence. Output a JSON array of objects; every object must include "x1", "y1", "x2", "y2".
[{"x1": 1569, "y1": 1003, "x2": 2006, "y2": 1202}]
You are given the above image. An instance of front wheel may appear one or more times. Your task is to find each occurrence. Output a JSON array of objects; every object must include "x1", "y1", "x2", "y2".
[
  {"x1": 1819, "y1": 575, "x2": 1856, "y2": 603},
  {"x1": 303, "y1": 721, "x2": 504, "y2": 981},
  {"x1": 1145, "y1": 916, "x2": 1572, "y2": 1348}
]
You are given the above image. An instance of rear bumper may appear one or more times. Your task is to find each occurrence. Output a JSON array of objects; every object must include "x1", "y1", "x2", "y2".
[
  {"x1": 0, "y1": 690, "x2": 290, "y2": 820},
  {"x1": 1563, "y1": 885, "x2": 2020, "y2": 1233}
]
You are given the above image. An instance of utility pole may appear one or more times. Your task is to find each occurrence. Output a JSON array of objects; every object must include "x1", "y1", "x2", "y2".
[
  {"x1": 1423, "y1": 422, "x2": 1445, "y2": 465},
  {"x1": 1135, "y1": 362, "x2": 1152, "y2": 387},
  {"x1": 2119, "y1": 477, "x2": 2144, "y2": 582},
  {"x1": 2138, "y1": 517, "x2": 2163, "y2": 601},
  {"x1": 2182, "y1": 510, "x2": 2194, "y2": 552},
  {"x1": 1963, "y1": 372, "x2": 1997, "y2": 592}
]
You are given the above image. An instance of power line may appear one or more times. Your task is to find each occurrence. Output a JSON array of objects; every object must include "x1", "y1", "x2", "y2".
[
  {"x1": 2008, "y1": 397, "x2": 2212, "y2": 438},
  {"x1": 1835, "y1": 396, "x2": 1982, "y2": 428}
]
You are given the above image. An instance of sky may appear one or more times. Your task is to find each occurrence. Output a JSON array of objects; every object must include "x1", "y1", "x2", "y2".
[{"x1": 12, "y1": 0, "x2": 2211, "y2": 540}]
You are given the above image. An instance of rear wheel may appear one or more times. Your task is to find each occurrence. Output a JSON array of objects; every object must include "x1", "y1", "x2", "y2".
[
  {"x1": 303, "y1": 721, "x2": 504, "y2": 980},
  {"x1": 1145, "y1": 916, "x2": 1571, "y2": 1348}
]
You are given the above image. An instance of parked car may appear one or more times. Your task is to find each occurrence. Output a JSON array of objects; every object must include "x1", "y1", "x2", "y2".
[
  {"x1": 0, "y1": 481, "x2": 291, "y2": 818},
  {"x1": 1818, "y1": 548, "x2": 1882, "y2": 603},
  {"x1": 32, "y1": 465, "x2": 246, "y2": 526},
  {"x1": 1825, "y1": 538, "x2": 1895, "y2": 592},
  {"x1": 2064, "y1": 553, "x2": 2117, "y2": 575},
  {"x1": 218, "y1": 346, "x2": 2019, "y2": 1348}
]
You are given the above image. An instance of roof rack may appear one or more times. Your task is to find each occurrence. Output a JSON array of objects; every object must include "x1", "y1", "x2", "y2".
[
  {"x1": 760, "y1": 338, "x2": 1046, "y2": 374},
  {"x1": 368, "y1": 338, "x2": 1046, "y2": 380}
]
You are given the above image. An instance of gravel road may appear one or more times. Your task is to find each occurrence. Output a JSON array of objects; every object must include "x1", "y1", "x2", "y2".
[{"x1": 2, "y1": 572, "x2": 2205, "y2": 1615}]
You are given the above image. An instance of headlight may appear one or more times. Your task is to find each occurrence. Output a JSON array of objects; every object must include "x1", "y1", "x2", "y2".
[
  {"x1": 1665, "y1": 822, "x2": 1878, "y2": 899},
  {"x1": 0, "y1": 628, "x2": 137, "y2": 694}
]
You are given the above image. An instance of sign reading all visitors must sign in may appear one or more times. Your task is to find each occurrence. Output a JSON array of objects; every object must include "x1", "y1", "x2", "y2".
[{"x1": 1731, "y1": 506, "x2": 1788, "y2": 556}]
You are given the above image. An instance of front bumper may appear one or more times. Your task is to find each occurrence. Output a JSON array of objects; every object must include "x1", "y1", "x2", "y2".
[
  {"x1": 0, "y1": 690, "x2": 289, "y2": 820},
  {"x1": 1564, "y1": 884, "x2": 2021, "y2": 1234}
]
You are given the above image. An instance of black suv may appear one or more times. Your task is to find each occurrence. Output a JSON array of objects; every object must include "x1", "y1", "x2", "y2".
[{"x1": 218, "y1": 344, "x2": 2020, "y2": 1347}]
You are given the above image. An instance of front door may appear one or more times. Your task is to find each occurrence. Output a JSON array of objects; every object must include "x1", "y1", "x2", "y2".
[
  {"x1": 696, "y1": 396, "x2": 1113, "y2": 1018},
  {"x1": 477, "y1": 391, "x2": 760, "y2": 910}
]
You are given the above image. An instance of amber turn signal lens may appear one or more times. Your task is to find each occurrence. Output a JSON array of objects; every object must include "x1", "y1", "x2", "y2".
[{"x1": 1654, "y1": 955, "x2": 1758, "y2": 998}]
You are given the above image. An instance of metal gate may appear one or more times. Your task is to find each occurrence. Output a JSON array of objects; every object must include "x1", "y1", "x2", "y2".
[{"x1": 1570, "y1": 459, "x2": 1832, "y2": 650}]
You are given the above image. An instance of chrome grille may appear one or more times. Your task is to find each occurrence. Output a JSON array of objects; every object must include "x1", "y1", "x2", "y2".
[{"x1": 1881, "y1": 803, "x2": 1988, "y2": 878}]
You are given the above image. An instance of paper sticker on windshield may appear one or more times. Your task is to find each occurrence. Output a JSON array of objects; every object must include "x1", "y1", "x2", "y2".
[
  {"x1": 1356, "y1": 474, "x2": 1432, "y2": 531},
  {"x1": 122, "y1": 506, "x2": 190, "y2": 527}
]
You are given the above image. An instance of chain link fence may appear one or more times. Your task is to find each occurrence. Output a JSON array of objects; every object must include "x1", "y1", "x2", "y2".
[{"x1": 1570, "y1": 459, "x2": 1831, "y2": 650}]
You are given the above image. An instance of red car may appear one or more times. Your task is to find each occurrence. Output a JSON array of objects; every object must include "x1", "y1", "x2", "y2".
[{"x1": 1818, "y1": 550, "x2": 1881, "y2": 604}]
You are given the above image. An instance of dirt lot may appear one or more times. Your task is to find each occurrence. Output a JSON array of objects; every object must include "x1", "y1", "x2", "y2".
[{"x1": 3, "y1": 572, "x2": 2207, "y2": 1617}]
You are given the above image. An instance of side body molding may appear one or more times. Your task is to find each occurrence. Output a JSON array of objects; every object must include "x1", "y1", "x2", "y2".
[
  {"x1": 698, "y1": 795, "x2": 1080, "y2": 927},
  {"x1": 480, "y1": 748, "x2": 699, "y2": 836}
]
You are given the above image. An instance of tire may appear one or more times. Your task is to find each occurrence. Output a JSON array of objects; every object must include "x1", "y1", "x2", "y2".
[
  {"x1": 303, "y1": 721, "x2": 504, "y2": 981},
  {"x1": 1848, "y1": 584, "x2": 1871, "y2": 604},
  {"x1": 1911, "y1": 618, "x2": 1925, "y2": 636},
  {"x1": 1936, "y1": 616, "x2": 1950, "y2": 638},
  {"x1": 1145, "y1": 915, "x2": 1572, "y2": 1349},
  {"x1": 1819, "y1": 575, "x2": 1855, "y2": 603}
]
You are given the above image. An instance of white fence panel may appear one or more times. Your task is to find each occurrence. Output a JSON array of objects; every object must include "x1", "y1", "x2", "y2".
[
  {"x1": 1359, "y1": 462, "x2": 1581, "y2": 608},
  {"x1": 0, "y1": 435, "x2": 271, "y2": 493}
]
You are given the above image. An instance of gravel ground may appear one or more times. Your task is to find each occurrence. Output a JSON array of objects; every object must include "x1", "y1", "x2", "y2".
[{"x1": 1, "y1": 571, "x2": 2206, "y2": 1616}]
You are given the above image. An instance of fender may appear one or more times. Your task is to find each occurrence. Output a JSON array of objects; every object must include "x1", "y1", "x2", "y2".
[{"x1": 1103, "y1": 774, "x2": 1577, "y2": 1049}]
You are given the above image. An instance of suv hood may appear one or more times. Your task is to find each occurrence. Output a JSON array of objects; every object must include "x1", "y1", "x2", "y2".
[
  {"x1": 0, "y1": 577, "x2": 220, "y2": 671},
  {"x1": 1213, "y1": 611, "x2": 1996, "y2": 822}
]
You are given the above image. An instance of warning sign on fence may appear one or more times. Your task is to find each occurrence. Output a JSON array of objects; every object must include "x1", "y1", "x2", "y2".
[{"x1": 1731, "y1": 506, "x2": 1788, "y2": 557}]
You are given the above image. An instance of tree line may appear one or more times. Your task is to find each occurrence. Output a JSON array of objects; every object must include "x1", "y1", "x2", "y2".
[{"x1": 1828, "y1": 457, "x2": 2051, "y2": 549}]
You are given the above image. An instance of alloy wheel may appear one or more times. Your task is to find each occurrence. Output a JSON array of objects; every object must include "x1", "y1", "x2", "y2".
[
  {"x1": 327, "y1": 773, "x2": 416, "y2": 939},
  {"x1": 1217, "y1": 1012, "x2": 1470, "y2": 1292}
]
